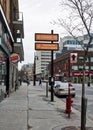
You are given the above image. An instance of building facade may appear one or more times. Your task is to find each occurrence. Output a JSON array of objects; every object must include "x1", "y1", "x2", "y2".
[
  {"x1": 35, "y1": 51, "x2": 51, "y2": 79},
  {"x1": 0, "y1": 0, "x2": 24, "y2": 96},
  {"x1": 49, "y1": 35, "x2": 93, "y2": 84},
  {"x1": 48, "y1": 50, "x2": 93, "y2": 83}
]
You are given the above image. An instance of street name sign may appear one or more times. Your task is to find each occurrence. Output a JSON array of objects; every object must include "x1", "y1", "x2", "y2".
[
  {"x1": 35, "y1": 43, "x2": 59, "y2": 51},
  {"x1": 35, "y1": 33, "x2": 59, "y2": 41}
]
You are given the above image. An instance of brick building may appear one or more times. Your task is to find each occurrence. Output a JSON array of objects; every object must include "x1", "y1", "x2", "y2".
[{"x1": 49, "y1": 50, "x2": 93, "y2": 83}]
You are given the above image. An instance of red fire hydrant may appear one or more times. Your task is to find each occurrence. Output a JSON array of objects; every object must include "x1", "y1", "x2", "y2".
[{"x1": 66, "y1": 96, "x2": 73, "y2": 118}]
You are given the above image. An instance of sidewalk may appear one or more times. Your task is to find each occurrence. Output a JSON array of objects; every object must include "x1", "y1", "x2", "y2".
[
  {"x1": 0, "y1": 82, "x2": 93, "y2": 130},
  {"x1": 0, "y1": 83, "x2": 27, "y2": 130}
]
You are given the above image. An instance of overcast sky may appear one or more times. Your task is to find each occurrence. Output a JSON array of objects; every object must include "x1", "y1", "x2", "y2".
[{"x1": 18, "y1": 0, "x2": 64, "y2": 70}]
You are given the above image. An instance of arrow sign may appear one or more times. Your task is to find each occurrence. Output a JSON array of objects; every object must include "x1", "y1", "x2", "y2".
[{"x1": 70, "y1": 53, "x2": 77, "y2": 63}]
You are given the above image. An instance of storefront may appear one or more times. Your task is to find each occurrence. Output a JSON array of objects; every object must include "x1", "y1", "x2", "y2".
[{"x1": 0, "y1": 20, "x2": 13, "y2": 95}]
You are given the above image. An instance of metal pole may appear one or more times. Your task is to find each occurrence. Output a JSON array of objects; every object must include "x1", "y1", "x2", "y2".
[
  {"x1": 33, "y1": 56, "x2": 36, "y2": 86},
  {"x1": 6, "y1": 58, "x2": 10, "y2": 96},
  {"x1": 46, "y1": 82, "x2": 48, "y2": 97},
  {"x1": 68, "y1": 59, "x2": 71, "y2": 118},
  {"x1": 68, "y1": 59, "x2": 70, "y2": 97},
  {"x1": 88, "y1": 57, "x2": 90, "y2": 87},
  {"x1": 51, "y1": 30, "x2": 54, "y2": 102}
]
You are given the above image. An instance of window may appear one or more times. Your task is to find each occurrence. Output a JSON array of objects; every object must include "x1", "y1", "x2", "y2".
[
  {"x1": 79, "y1": 56, "x2": 84, "y2": 62},
  {"x1": 85, "y1": 66, "x2": 89, "y2": 70},
  {"x1": 90, "y1": 57, "x2": 93, "y2": 62},
  {"x1": 79, "y1": 66, "x2": 83, "y2": 70},
  {"x1": 72, "y1": 66, "x2": 78, "y2": 70},
  {"x1": 90, "y1": 66, "x2": 93, "y2": 71}
]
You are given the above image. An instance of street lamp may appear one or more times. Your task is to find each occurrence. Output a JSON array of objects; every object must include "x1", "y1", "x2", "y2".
[{"x1": 33, "y1": 55, "x2": 38, "y2": 86}]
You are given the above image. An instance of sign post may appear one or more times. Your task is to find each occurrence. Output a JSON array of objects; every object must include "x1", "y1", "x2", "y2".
[
  {"x1": 51, "y1": 30, "x2": 54, "y2": 102},
  {"x1": 35, "y1": 31, "x2": 59, "y2": 102}
]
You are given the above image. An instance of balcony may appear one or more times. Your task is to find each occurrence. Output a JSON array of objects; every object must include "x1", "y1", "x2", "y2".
[
  {"x1": 14, "y1": 38, "x2": 24, "y2": 61},
  {"x1": 13, "y1": 12, "x2": 24, "y2": 39}
]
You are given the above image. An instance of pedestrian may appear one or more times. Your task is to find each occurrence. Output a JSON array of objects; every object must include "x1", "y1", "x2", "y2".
[
  {"x1": 39, "y1": 78, "x2": 42, "y2": 85},
  {"x1": 15, "y1": 80, "x2": 18, "y2": 91},
  {"x1": 18, "y1": 76, "x2": 22, "y2": 85},
  {"x1": 26, "y1": 77, "x2": 30, "y2": 86}
]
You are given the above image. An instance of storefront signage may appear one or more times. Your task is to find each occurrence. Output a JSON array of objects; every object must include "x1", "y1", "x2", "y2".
[
  {"x1": 35, "y1": 33, "x2": 59, "y2": 41},
  {"x1": 35, "y1": 43, "x2": 59, "y2": 50},
  {"x1": 10, "y1": 53, "x2": 20, "y2": 63},
  {"x1": 73, "y1": 72, "x2": 93, "y2": 76},
  {"x1": 0, "y1": 21, "x2": 2, "y2": 36},
  {"x1": 4, "y1": 33, "x2": 12, "y2": 52},
  {"x1": 70, "y1": 53, "x2": 77, "y2": 63},
  {"x1": 0, "y1": 54, "x2": 2, "y2": 62}
]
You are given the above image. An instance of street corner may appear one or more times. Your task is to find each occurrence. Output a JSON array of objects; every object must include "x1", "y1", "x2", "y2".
[{"x1": 52, "y1": 126, "x2": 93, "y2": 130}]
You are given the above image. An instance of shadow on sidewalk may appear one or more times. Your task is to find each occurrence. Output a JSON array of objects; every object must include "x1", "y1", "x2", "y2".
[{"x1": 52, "y1": 126, "x2": 93, "y2": 130}]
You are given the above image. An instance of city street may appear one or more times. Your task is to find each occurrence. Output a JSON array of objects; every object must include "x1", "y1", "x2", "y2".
[
  {"x1": 0, "y1": 82, "x2": 93, "y2": 130},
  {"x1": 72, "y1": 84, "x2": 93, "y2": 121}
]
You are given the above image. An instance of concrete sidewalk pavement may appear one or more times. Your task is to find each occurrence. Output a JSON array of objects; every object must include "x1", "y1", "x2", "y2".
[
  {"x1": 27, "y1": 83, "x2": 93, "y2": 130},
  {"x1": 0, "y1": 82, "x2": 93, "y2": 130},
  {"x1": 0, "y1": 83, "x2": 27, "y2": 130}
]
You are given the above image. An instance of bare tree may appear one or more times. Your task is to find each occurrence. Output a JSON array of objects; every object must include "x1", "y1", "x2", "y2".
[
  {"x1": 53, "y1": 0, "x2": 93, "y2": 130},
  {"x1": 53, "y1": 0, "x2": 93, "y2": 49}
]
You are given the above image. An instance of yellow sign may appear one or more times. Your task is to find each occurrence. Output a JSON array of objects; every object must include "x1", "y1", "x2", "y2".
[{"x1": 10, "y1": 53, "x2": 20, "y2": 63}]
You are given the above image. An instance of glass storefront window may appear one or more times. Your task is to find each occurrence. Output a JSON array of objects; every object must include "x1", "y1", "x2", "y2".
[{"x1": 0, "y1": 49, "x2": 7, "y2": 86}]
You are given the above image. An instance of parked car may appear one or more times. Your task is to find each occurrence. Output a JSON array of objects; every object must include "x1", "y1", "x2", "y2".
[{"x1": 53, "y1": 82, "x2": 75, "y2": 97}]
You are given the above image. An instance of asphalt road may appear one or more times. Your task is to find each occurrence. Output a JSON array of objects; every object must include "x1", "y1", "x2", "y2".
[
  {"x1": 72, "y1": 84, "x2": 93, "y2": 121},
  {"x1": 42, "y1": 82, "x2": 93, "y2": 121}
]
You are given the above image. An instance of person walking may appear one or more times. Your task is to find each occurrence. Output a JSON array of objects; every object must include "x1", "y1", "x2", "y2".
[
  {"x1": 39, "y1": 78, "x2": 42, "y2": 85},
  {"x1": 26, "y1": 76, "x2": 30, "y2": 86}
]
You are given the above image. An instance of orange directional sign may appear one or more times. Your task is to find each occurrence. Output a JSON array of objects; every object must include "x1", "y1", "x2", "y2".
[
  {"x1": 35, "y1": 43, "x2": 59, "y2": 51},
  {"x1": 35, "y1": 33, "x2": 59, "y2": 41}
]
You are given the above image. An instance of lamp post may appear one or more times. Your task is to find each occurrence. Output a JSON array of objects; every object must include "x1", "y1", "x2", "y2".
[{"x1": 33, "y1": 55, "x2": 38, "y2": 86}]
